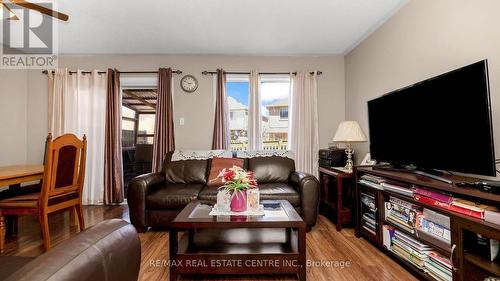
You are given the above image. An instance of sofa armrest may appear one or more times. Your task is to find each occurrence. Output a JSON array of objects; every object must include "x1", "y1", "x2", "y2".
[
  {"x1": 127, "y1": 172, "x2": 165, "y2": 232},
  {"x1": 290, "y1": 172, "x2": 320, "y2": 229},
  {"x1": 5, "y1": 219, "x2": 140, "y2": 281}
]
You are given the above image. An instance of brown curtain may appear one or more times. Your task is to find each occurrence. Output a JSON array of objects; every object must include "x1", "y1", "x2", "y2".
[
  {"x1": 152, "y1": 68, "x2": 175, "y2": 172},
  {"x1": 212, "y1": 69, "x2": 230, "y2": 149},
  {"x1": 104, "y1": 69, "x2": 124, "y2": 204}
]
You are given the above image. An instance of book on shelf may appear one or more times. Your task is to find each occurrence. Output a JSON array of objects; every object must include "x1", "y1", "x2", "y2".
[
  {"x1": 387, "y1": 216, "x2": 415, "y2": 234},
  {"x1": 363, "y1": 214, "x2": 376, "y2": 226},
  {"x1": 424, "y1": 259, "x2": 452, "y2": 281},
  {"x1": 380, "y1": 182, "x2": 414, "y2": 197},
  {"x1": 383, "y1": 225, "x2": 395, "y2": 250},
  {"x1": 428, "y1": 251, "x2": 452, "y2": 270},
  {"x1": 385, "y1": 196, "x2": 422, "y2": 233},
  {"x1": 414, "y1": 187, "x2": 453, "y2": 205},
  {"x1": 416, "y1": 214, "x2": 451, "y2": 243},
  {"x1": 414, "y1": 195, "x2": 452, "y2": 209},
  {"x1": 391, "y1": 243, "x2": 426, "y2": 269},
  {"x1": 360, "y1": 174, "x2": 386, "y2": 184},
  {"x1": 358, "y1": 179, "x2": 384, "y2": 190},
  {"x1": 415, "y1": 194, "x2": 485, "y2": 220},
  {"x1": 450, "y1": 198, "x2": 485, "y2": 219},
  {"x1": 425, "y1": 251, "x2": 452, "y2": 281},
  {"x1": 394, "y1": 230, "x2": 432, "y2": 252},
  {"x1": 364, "y1": 222, "x2": 376, "y2": 231},
  {"x1": 362, "y1": 225, "x2": 376, "y2": 235},
  {"x1": 484, "y1": 205, "x2": 500, "y2": 226},
  {"x1": 423, "y1": 208, "x2": 451, "y2": 229},
  {"x1": 391, "y1": 230, "x2": 432, "y2": 270},
  {"x1": 361, "y1": 193, "x2": 376, "y2": 211}
]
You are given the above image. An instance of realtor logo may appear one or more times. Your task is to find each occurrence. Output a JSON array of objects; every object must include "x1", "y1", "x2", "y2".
[{"x1": 1, "y1": 1, "x2": 58, "y2": 69}]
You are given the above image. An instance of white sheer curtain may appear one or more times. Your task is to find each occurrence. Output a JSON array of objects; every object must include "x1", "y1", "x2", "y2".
[
  {"x1": 48, "y1": 69, "x2": 107, "y2": 205},
  {"x1": 290, "y1": 71, "x2": 319, "y2": 177},
  {"x1": 248, "y1": 70, "x2": 262, "y2": 150}
]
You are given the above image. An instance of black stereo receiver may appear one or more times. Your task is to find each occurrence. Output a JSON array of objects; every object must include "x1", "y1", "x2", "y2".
[{"x1": 319, "y1": 148, "x2": 347, "y2": 168}]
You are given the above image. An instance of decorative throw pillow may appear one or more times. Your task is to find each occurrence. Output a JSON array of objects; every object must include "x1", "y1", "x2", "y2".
[{"x1": 208, "y1": 157, "x2": 244, "y2": 187}]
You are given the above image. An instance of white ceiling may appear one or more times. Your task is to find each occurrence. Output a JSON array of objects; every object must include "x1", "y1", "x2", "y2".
[{"x1": 54, "y1": 0, "x2": 407, "y2": 55}]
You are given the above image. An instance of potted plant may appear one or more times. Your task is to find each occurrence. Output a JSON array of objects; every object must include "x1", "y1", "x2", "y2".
[{"x1": 217, "y1": 166, "x2": 257, "y2": 212}]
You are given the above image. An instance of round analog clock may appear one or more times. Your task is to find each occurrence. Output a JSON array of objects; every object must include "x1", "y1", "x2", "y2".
[{"x1": 180, "y1": 75, "x2": 198, "y2": 93}]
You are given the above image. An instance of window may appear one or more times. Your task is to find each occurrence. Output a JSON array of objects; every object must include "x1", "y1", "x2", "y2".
[
  {"x1": 279, "y1": 108, "x2": 288, "y2": 119},
  {"x1": 261, "y1": 76, "x2": 291, "y2": 150},
  {"x1": 226, "y1": 75, "x2": 250, "y2": 151},
  {"x1": 226, "y1": 74, "x2": 291, "y2": 151}
]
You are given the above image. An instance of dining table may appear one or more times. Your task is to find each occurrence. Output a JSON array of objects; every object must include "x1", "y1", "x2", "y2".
[{"x1": 0, "y1": 165, "x2": 44, "y2": 188}]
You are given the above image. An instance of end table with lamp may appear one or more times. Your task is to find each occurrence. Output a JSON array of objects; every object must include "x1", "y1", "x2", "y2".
[{"x1": 319, "y1": 121, "x2": 367, "y2": 231}]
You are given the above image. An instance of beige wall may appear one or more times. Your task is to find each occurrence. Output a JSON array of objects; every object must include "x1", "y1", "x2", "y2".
[
  {"x1": 0, "y1": 70, "x2": 28, "y2": 166},
  {"x1": 3, "y1": 55, "x2": 344, "y2": 165},
  {"x1": 345, "y1": 0, "x2": 500, "y2": 176}
]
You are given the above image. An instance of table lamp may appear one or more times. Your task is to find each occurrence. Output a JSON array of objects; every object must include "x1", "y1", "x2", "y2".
[{"x1": 333, "y1": 121, "x2": 367, "y2": 171}]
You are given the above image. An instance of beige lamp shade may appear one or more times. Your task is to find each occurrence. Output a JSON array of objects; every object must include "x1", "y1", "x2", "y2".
[{"x1": 333, "y1": 121, "x2": 367, "y2": 143}]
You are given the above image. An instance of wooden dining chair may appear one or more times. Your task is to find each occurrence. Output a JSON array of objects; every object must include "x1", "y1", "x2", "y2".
[{"x1": 0, "y1": 133, "x2": 87, "y2": 253}]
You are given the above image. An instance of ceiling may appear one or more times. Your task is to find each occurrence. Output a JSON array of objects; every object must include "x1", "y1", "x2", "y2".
[{"x1": 52, "y1": 0, "x2": 407, "y2": 55}]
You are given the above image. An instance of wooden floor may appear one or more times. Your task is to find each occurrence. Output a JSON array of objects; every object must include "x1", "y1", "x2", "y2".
[{"x1": 2, "y1": 206, "x2": 418, "y2": 281}]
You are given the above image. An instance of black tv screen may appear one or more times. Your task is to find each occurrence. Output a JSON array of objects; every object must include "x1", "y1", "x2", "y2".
[{"x1": 368, "y1": 60, "x2": 496, "y2": 176}]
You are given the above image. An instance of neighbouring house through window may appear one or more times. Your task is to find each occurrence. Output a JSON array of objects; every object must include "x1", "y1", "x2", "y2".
[
  {"x1": 227, "y1": 75, "x2": 250, "y2": 151},
  {"x1": 121, "y1": 88, "x2": 157, "y2": 197},
  {"x1": 226, "y1": 74, "x2": 291, "y2": 151},
  {"x1": 261, "y1": 75, "x2": 291, "y2": 150}
]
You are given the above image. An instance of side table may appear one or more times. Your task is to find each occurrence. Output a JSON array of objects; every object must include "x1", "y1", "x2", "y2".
[{"x1": 318, "y1": 166, "x2": 355, "y2": 231}]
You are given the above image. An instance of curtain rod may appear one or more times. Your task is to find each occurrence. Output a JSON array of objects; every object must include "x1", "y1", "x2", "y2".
[
  {"x1": 201, "y1": 71, "x2": 322, "y2": 76},
  {"x1": 42, "y1": 70, "x2": 183, "y2": 75}
]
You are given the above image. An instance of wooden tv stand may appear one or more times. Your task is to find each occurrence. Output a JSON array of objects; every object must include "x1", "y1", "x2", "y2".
[{"x1": 355, "y1": 167, "x2": 500, "y2": 281}]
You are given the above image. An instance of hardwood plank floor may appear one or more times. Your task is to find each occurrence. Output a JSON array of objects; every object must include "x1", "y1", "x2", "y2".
[{"x1": 2, "y1": 206, "x2": 417, "y2": 281}]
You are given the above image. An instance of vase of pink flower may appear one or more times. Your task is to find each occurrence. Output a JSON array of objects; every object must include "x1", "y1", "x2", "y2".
[{"x1": 217, "y1": 166, "x2": 257, "y2": 212}]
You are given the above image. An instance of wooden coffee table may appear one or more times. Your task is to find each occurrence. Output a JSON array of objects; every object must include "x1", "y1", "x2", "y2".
[{"x1": 169, "y1": 200, "x2": 307, "y2": 281}]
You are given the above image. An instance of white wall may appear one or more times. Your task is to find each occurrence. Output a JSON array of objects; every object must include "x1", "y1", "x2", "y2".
[
  {"x1": 1, "y1": 55, "x2": 345, "y2": 165},
  {"x1": 345, "y1": 0, "x2": 500, "y2": 176}
]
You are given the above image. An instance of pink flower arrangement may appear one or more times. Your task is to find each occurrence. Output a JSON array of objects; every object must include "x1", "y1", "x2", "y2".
[{"x1": 217, "y1": 166, "x2": 257, "y2": 192}]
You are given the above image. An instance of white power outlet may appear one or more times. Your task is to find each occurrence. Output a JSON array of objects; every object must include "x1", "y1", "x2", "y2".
[{"x1": 179, "y1": 118, "x2": 185, "y2": 125}]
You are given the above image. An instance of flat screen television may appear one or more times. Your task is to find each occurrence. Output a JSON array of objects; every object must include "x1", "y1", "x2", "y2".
[{"x1": 367, "y1": 60, "x2": 496, "y2": 176}]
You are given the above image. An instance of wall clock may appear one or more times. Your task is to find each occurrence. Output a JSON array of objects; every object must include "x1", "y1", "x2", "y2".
[{"x1": 180, "y1": 75, "x2": 198, "y2": 93}]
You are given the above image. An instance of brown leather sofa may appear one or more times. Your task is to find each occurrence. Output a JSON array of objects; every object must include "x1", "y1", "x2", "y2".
[
  {"x1": 0, "y1": 219, "x2": 141, "y2": 281},
  {"x1": 128, "y1": 151, "x2": 319, "y2": 231}
]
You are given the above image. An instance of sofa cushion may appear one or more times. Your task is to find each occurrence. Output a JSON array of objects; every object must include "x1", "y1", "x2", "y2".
[
  {"x1": 146, "y1": 183, "x2": 204, "y2": 209},
  {"x1": 197, "y1": 186, "x2": 219, "y2": 202},
  {"x1": 258, "y1": 183, "x2": 300, "y2": 206},
  {"x1": 248, "y1": 156, "x2": 295, "y2": 183},
  {"x1": 162, "y1": 152, "x2": 208, "y2": 184},
  {"x1": 207, "y1": 157, "x2": 244, "y2": 187}
]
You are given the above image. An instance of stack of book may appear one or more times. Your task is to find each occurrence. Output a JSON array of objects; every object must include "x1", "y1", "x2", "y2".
[
  {"x1": 380, "y1": 181, "x2": 414, "y2": 197},
  {"x1": 391, "y1": 230, "x2": 432, "y2": 270},
  {"x1": 425, "y1": 251, "x2": 452, "y2": 281},
  {"x1": 416, "y1": 208, "x2": 451, "y2": 246},
  {"x1": 413, "y1": 187, "x2": 453, "y2": 207},
  {"x1": 449, "y1": 199, "x2": 485, "y2": 219},
  {"x1": 359, "y1": 174, "x2": 385, "y2": 190},
  {"x1": 414, "y1": 188, "x2": 488, "y2": 219},
  {"x1": 385, "y1": 196, "x2": 422, "y2": 234},
  {"x1": 361, "y1": 192, "x2": 377, "y2": 234},
  {"x1": 362, "y1": 212, "x2": 377, "y2": 233}
]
